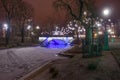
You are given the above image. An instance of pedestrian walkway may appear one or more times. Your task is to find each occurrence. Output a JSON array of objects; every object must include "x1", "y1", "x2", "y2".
[
  {"x1": 29, "y1": 51, "x2": 120, "y2": 80},
  {"x1": 0, "y1": 47, "x2": 70, "y2": 80},
  {"x1": 95, "y1": 51, "x2": 120, "y2": 80}
]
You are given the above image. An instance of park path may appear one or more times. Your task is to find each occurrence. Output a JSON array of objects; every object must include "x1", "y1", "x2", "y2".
[
  {"x1": 95, "y1": 51, "x2": 120, "y2": 80},
  {"x1": 31, "y1": 51, "x2": 120, "y2": 80},
  {"x1": 0, "y1": 46, "x2": 70, "y2": 80}
]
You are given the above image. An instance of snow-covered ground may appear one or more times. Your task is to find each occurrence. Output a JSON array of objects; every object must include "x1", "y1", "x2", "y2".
[{"x1": 0, "y1": 46, "x2": 71, "y2": 80}]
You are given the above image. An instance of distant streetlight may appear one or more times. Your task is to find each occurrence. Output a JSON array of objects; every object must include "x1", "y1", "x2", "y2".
[
  {"x1": 108, "y1": 29, "x2": 112, "y2": 33},
  {"x1": 96, "y1": 22, "x2": 102, "y2": 27},
  {"x1": 108, "y1": 19, "x2": 111, "y2": 22},
  {"x1": 36, "y1": 26, "x2": 40, "y2": 30},
  {"x1": 3, "y1": 23, "x2": 8, "y2": 30},
  {"x1": 31, "y1": 32, "x2": 35, "y2": 35},
  {"x1": 83, "y1": 11, "x2": 87, "y2": 16},
  {"x1": 27, "y1": 25, "x2": 32, "y2": 37},
  {"x1": 98, "y1": 31, "x2": 103, "y2": 35},
  {"x1": 103, "y1": 8, "x2": 110, "y2": 17},
  {"x1": 27, "y1": 25, "x2": 31, "y2": 30}
]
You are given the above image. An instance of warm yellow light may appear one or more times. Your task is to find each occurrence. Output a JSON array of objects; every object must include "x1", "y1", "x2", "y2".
[{"x1": 94, "y1": 33, "x2": 97, "y2": 38}]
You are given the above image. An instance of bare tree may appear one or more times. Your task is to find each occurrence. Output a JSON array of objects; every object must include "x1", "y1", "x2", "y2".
[
  {"x1": 14, "y1": 1, "x2": 34, "y2": 43},
  {"x1": 53, "y1": 0, "x2": 98, "y2": 42},
  {"x1": 53, "y1": 0, "x2": 100, "y2": 56},
  {"x1": 53, "y1": 0, "x2": 84, "y2": 21},
  {"x1": 46, "y1": 16, "x2": 56, "y2": 35},
  {"x1": 53, "y1": 0, "x2": 85, "y2": 43},
  {"x1": 0, "y1": 0, "x2": 22, "y2": 45}
]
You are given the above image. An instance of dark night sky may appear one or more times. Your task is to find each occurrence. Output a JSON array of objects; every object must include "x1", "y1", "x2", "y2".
[{"x1": 25, "y1": 0, "x2": 120, "y2": 25}]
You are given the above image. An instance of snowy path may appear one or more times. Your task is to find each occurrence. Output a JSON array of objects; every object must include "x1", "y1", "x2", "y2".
[{"x1": 0, "y1": 46, "x2": 70, "y2": 80}]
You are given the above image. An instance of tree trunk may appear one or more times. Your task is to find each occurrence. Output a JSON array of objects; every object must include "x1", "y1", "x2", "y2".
[
  {"x1": 5, "y1": 19, "x2": 10, "y2": 46},
  {"x1": 21, "y1": 27, "x2": 25, "y2": 43},
  {"x1": 76, "y1": 31, "x2": 80, "y2": 44},
  {"x1": 85, "y1": 26, "x2": 92, "y2": 54},
  {"x1": 6, "y1": 27, "x2": 10, "y2": 46}
]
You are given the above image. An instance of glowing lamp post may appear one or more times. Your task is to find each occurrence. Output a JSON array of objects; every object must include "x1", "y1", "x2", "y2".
[
  {"x1": 27, "y1": 25, "x2": 31, "y2": 30},
  {"x1": 3, "y1": 23, "x2": 8, "y2": 30},
  {"x1": 36, "y1": 26, "x2": 40, "y2": 30},
  {"x1": 3, "y1": 23, "x2": 10, "y2": 45},
  {"x1": 103, "y1": 9, "x2": 110, "y2": 16},
  {"x1": 102, "y1": 8, "x2": 110, "y2": 50},
  {"x1": 27, "y1": 25, "x2": 32, "y2": 37},
  {"x1": 2, "y1": 23, "x2": 8, "y2": 38}
]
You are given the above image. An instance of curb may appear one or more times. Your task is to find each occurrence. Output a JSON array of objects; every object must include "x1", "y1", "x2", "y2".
[
  {"x1": 58, "y1": 53, "x2": 74, "y2": 58},
  {"x1": 0, "y1": 44, "x2": 39, "y2": 50},
  {"x1": 18, "y1": 61, "x2": 52, "y2": 80}
]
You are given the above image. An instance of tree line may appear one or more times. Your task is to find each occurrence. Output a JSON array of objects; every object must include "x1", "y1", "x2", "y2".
[{"x1": 0, "y1": 0, "x2": 34, "y2": 46}]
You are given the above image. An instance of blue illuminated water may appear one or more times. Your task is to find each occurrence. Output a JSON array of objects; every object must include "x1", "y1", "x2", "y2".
[{"x1": 41, "y1": 39, "x2": 71, "y2": 49}]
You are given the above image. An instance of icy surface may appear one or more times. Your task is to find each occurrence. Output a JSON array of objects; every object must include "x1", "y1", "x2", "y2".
[{"x1": 0, "y1": 46, "x2": 71, "y2": 80}]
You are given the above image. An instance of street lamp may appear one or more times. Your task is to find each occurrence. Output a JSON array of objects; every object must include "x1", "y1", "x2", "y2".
[
  {"x1": 36, "y1": 26, "x2": 40, "y2": 30},
  {"x1": 27, "y1": 25, "x2": 32, "y2": 37},
  {"x1": 102, "y1": 8, "x2": 111, "y2": 50},
  {"x1": 3, "y1": 23, "x2": 8, "y2": 30},
  {"x1": 103, "y1": 9, "x2": 110, "y2": 16},
  {"x1": 27, "y1": 25, "x2": 31, "y2": 30},
  {"x1": 2, "y1": 23, "x2": 8, "y2": 38},
  {"x1": 3, "y1": 23, "x2": 10, "y2": 45}
]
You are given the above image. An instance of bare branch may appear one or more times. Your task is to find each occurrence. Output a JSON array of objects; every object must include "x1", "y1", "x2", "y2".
[{"x1": 53, "y1": 0, "x2": 77, "y2": 19}]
